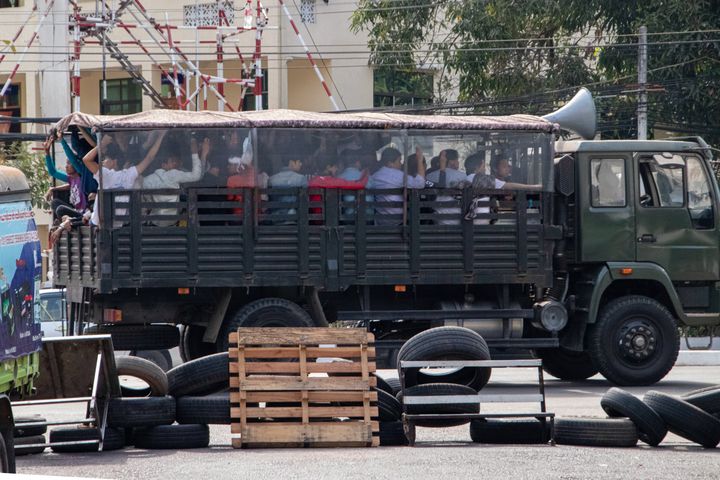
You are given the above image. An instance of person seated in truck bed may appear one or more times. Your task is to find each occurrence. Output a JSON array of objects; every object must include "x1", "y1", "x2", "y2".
[
  {"x1": 369, "y1": 147, "x2": 426, "y2": 225},
  {"x1": 426, "y1": 149, "x2": 467, "y2": 225},
  {"x1": 141, "y1": 137, "x2": 204, "y2": 226},
  {"x1": 268, "y1": 154, "x2": 308, "y2": 222},
  {"x1": 83, "y1": 131, "x2": 166, "y2": 227},
  {"x1": 307, "y1": 159, "x2": 369, "y2": 223}
]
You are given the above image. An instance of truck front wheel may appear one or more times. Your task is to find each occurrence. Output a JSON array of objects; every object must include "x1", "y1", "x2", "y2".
[{"x1": 588, "y1": 295, "x2": 679, "y2": 386}]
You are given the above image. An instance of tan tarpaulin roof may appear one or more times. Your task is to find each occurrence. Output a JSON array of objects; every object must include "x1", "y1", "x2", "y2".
[{"x1": 54, "y1": 109, "x2": 558, "y2": 133}]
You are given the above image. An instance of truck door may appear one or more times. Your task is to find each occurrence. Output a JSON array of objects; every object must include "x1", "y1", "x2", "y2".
[{"x1": 635, "y1": 152, "x2": 719, "y2": 281}]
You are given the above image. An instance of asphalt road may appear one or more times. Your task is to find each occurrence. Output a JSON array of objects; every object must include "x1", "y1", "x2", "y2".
[{"x1": 13, "y1": 366, "x2": 720, "y2": 480}]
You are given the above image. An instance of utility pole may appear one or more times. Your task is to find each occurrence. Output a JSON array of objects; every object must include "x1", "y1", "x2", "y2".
[{"x1": 637, "y1": 25, "x2": 648, "y2": 140}]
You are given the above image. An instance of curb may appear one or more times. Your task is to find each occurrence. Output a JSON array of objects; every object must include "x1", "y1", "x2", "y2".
[{"x1": 676, "y1": 350, "x2": 720, "y2": 366}]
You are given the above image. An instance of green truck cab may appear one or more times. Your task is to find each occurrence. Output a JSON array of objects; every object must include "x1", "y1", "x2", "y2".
[
  {"x1": 0, "y1": 165, "x2": 43, "y2": 473},
  {"x1": 547, "y1": 137, "x2": 719, "y2": 384}
]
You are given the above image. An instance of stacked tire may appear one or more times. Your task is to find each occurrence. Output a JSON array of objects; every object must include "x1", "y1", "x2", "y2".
[
  {"x1": 382, "y1": 327, "x2": 490, "y2": 445},
  {"x1": 554, "y1": 385, "x2": 720, "y2": 449},
  {"x1": 13, "y1": 414, "x2": 47, "y2": 457}
]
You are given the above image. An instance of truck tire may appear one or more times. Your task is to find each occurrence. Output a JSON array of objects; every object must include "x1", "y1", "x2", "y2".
[
  {"x1": 49, "y1": 427, "x2": 100, "y2": 453},
  {"x1": 554, "y1": 417, "x2": 638, "y2": 447},
  {"x1": 600, "y1": 387, "x2": 667, "y2": 446},
  {"x1": 116, "y1": 355, "x2": 169, "y2": 397},
  {"x1": 375, "y1": 375, "x2": 394, "y2": 396},
  {"x1": 536, "y1": 348, "x2": 598, "y2": 381},
  {"x1": 176, "y1": 394, "x2": 231, "y2": 425},
  {"x1": 85, "y1": 324, "x2": 180, "y2": 350},
  {"x1": 107, "y1": 397, "x2": 176, "y2": 428},
  {"x1": 681, "y1": 386, "x2": 720, "y2": 415},
  {"x1": 397, "y1": 327, "x2": 491, "y2": 390},
  {"x1": 14, "y1": 435, "x2": 46, "y2": 456},
  {"x1": 383, "y1": 377, "x2": 402, "y2": 396},
  {"x1": 643, "y1": 391, "x2": 720, "y2": 448},
  {"x1": 396, "y1": 383, "x2": 479, "y2": 427},
  {"x1": 179, "y1": 325, "x2": 219, "y2": 362},
  {"x1": 588, "y1": 296, "x2": 679, "y2": 386},
  {"x1": 216, "y1": 298, "x2": 314, "y2": 352},
  {"x1": 167, "y1": 352, "x2": 229, "y2": 397},
  {"x1": 469, "y1": 419, "x2": 549, "y2": 444},
  {"x1": 13, "y1": 415, "x2": 47, "y2": 437},
  {"x1": 133, "y1": 424, "x2": 210, "y2": 450}
]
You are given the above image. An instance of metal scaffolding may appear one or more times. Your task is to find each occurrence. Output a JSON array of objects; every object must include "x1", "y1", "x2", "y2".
[{"x1": 1, "y1": 0, "x2": 341, "y2": 113}]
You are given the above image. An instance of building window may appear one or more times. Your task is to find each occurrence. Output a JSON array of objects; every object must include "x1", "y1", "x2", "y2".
[
  {"x1": 100, "y1": 78, "x2": 142, "y2": 115},
  {"x1": 242, "y1": 69, "x2": 269, "y2": 111},
  {"x1": 0, "y1": 84, "x2": 21, "y2": 134},
  {"x1": 373, "y1": 69, "x2": 433, "y2": 108},
  {"x1": 299, "y1": 0, "x2": 316, "y2": 23},
  {"x1": 0, "y1": 0, "x2": 22, "y2": 7},
  {"x1": 184, "y1": 1, "x2": 235, "y2": 27}
]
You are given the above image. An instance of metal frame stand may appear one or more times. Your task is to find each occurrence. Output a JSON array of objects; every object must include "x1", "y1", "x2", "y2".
[
  {"x1": 11, "y1": 335, "x2": 120, "y2": 452},
  {"x1": 399, "y1": 359, "x2": 555, "y2": 446}
]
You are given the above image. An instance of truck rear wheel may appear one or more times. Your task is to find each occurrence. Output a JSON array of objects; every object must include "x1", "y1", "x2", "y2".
[
  {"x1": 215, "y1": 298, "x2": 314, "y2": 351},
  {"x1": 0, "y1": 433, "x2": 11, "y2": 473},
  {"x1": 536, "y1": 348, "x2": 598, "y2": 381},
  {"x1": 588, "y1": 295, "x2": 679, "y2": 386}
]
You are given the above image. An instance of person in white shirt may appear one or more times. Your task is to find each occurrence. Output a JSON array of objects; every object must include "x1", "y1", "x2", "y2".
[
  {"x1": 427, "y1": 149, "x2": 468, "y2": 225},
  {"x1": 142, "y1": 137, "x2": 206, "y2": 226},
  {"x1": 369, "y1": 147, "x2": 425, "y2": 225},
  {"x1": 83, "y1": 131, "x2": 166, "y2": 227}
]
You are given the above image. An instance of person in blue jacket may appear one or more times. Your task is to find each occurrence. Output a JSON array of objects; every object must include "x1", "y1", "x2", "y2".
[{"x1": 44, "y1": 129, "x2": 98, "y2": 223}]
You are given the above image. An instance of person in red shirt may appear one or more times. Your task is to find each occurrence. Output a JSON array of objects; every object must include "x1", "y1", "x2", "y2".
[
  {"x1": 308, "y1": 160, "x2": 368, "y2": 223},
  {"x1": 226, "y1": 157, "x2": 256, "y2": 220}
]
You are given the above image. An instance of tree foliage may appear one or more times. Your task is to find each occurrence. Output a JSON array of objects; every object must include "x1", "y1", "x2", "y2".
[
  {"x1": 0, "y1": 142, "x2": 51, "y2": 209},
  {"x1": 352, "y1": 0, "x2": 720, "y2": 144}
]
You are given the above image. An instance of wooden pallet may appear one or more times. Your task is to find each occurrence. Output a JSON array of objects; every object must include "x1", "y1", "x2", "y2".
[{"x1": 229, "y1": 328, "x2": 379, "y2": 448}]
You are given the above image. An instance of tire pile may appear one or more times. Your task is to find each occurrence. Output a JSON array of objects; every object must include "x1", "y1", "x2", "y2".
[
  {"x1": 46, "y1": 353, "x2": 231, "y2": 453},
  {"x1": 549, "y1": 386, "x2": 720, "y2": 448},
  {"x1": 378, "y1": 327, "x2": 492, "y2": 446}
]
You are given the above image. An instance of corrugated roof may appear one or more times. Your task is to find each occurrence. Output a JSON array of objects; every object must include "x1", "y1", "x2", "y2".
[{"x1": 54, "y1": 109, "x2": 558, "y2": 133}]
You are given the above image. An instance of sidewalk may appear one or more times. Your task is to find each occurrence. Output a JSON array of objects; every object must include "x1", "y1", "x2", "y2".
[{"x1": 676, "y1": 337, "x2": 720, "y2": 366}]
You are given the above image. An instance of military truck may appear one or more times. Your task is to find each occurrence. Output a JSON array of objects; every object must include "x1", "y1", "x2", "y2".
[
  {"x1": 50, "y1": 90, "x2": 719, "y2": 386},
  {"x1": 0, "y1": 165, "x2": 43, "y2": 473}
]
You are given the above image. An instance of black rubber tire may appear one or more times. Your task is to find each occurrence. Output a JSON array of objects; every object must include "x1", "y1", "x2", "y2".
[
  {"x1": 84, "y1": 324, "x2": 180, "y2": 350},
  {"x1": 107, "y1": 397, "x2": 176, "y2": 428},
  {"x1": 469, "y1": 419, "x2": 550, "y2": 444},
  {"x1": 379, "y1": 421, "x2": 409, "y2": 446},
  {"x1": 179, "y1": 325, "x2": 218, "y2": 362},
  {"x1": 116, "y1": 355, "x2": 169, "y2": 397},
  {"x1": 375, "y1": 375, "x2": 394, "y2": 396},
  {"x1": 681, "y1": 386, "x2": 720, "y2": 415},
  {"x1": 554, "y1": 417, "x2": 638, "y2": 447},
  {"x1": 0, "y1": 433, "x2": 12, "y2": 473},
  {"x1": 397, "y1": 327, "x2": 491, "y2": 390},
  {"x1": 13, "y1": 415, "x2": 47, "y2": 437},
  {"x1": 167, "y1": 352, "x2": 229, "y2": 397},
  {"x1": 397, "y1": 383, "x2": 479, "y2": 427},
  {"x1": 101, "y1": 427, "x2": 126, "y2": 452},
  {"x1": 134, "y1": 424, "x2": 210, "y2": 450},
  {"x1": 14, "y1": 435, "x2": 46, "y2": 456},
  {"x1": 588, "y1": 296, "x2": 679, "y2": 386},
  {"x1": 643, "y1": 390, "x2": 720, "y2": 448},
  {"x1": 383, "y1": 377, "x2": 402, "y2": 396},
  {"x1": 177, "y1": 393, "x2": 231, "y2": 425},
  {"x1": 216, "y1": 298, "x2": 314, "y2": 352},
  {"x1": 49, "y1": 427, "x2": 101, "y2": 453},
  {"x1": 600, "y1": 387, "x2": 667, "y2": 446},
  {"x1": 130, "y1": 349, "x2": 173, "y2": 372},
  {"x1": 377, "y1": 389, "x2": 402, "y2": 422},
  {"x1": 536, "y1": 348, "x2": 598, "y2": 381}
]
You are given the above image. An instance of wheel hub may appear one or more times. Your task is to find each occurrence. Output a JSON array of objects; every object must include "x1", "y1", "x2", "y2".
[{"x1": 619, "y1": 323, "x2": 657, "y2": 362}]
